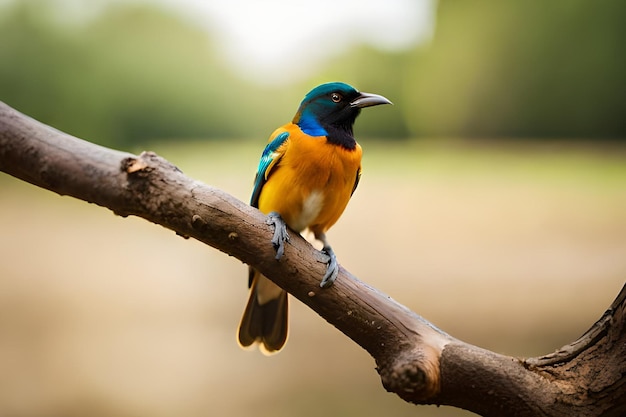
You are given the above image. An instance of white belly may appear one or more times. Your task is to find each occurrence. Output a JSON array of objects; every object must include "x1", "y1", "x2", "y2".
[{"x1": 292, "y1": 190, "x2": 324, "y2": 232}]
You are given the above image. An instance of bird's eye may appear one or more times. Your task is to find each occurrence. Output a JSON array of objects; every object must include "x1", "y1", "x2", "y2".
[{"x1": 331, "y1": 93, "x2": 342, "y2": 103}]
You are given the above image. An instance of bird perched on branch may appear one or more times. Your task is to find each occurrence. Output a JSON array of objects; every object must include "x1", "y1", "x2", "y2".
[{"x1": 238, "y1": 82, "x2": 392, "y2": 354}]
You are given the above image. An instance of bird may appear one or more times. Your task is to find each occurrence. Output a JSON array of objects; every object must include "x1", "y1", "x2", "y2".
[{"x1": 237, "y1": 82, "x2": 392, "y2": 354}]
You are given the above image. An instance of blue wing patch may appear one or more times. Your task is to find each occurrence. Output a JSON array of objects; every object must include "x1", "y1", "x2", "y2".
[{"x1": 250, "y1": 131, "x2": 289, "y2": 208}]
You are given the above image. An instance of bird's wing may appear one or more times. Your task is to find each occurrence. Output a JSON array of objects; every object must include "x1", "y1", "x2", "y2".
[
  {"x1": 250, "y1": 131, "x2": 290, "y2": 208},
  {"x1": 351, "y1": 166, "x2": 362, "y2": 196}
]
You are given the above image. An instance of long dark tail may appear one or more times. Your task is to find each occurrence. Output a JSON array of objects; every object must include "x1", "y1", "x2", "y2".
[{"x1": 238, "y1": 269, "x2": 288, "y2": 354}]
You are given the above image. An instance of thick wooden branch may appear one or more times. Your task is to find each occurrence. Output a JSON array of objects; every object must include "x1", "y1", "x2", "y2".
[{"x1": 1, "y1": 101, "x2": 624, "y2": 416}]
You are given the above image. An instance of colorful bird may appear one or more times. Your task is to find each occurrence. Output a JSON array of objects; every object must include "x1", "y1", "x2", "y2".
[{"x1": 238, "y1": 82, "x2": 392, "y2": 354}]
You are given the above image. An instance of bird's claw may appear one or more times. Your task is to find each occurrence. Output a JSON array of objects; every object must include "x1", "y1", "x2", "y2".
[
  {"x1": 319, "y1": 246, "x2": 338, "y2": 288},
  {"x1": 266, "y1": 212, "x2": 290, "y2": 260}
]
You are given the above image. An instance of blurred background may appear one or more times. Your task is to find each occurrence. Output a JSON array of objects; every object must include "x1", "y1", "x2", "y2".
[{"x1": 1, "y1": 0, "x2": 625, "y2": 416}]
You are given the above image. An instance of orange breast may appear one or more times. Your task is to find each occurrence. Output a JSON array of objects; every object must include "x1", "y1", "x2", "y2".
[{"x1": 257, "y1": 124, "x2": 362, "y2": 234}]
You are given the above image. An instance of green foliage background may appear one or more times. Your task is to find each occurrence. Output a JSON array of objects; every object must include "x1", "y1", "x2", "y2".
[{"x1": 1, "y1": 0, "x2": 625, "y2": 148}]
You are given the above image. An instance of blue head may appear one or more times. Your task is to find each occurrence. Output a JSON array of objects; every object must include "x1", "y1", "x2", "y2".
[{"x1": 293, "y1": 82, "x2": 391, "y2": 148}]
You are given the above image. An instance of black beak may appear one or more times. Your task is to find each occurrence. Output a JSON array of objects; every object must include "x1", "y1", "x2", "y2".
[{"x1": 350, "y1": 92, "x2": 393, "y2": 108}]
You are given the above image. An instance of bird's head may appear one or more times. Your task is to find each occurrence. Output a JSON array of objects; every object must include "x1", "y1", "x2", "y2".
[{"x1": 293, "y1": 82, "x2": 392, "y2": 147}]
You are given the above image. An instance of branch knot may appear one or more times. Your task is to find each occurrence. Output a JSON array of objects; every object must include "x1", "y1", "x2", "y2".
[
  {"x1": 121, "y1": 157, "x2": 149, "y2": 174},
  {"x1": 378, "y1": 347, "x2": 441, "y2": 402}
]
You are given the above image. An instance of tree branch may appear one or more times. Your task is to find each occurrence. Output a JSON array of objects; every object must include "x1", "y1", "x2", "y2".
[{"x1": 1, "y1": 101, "x2": 624, "y2": 416}]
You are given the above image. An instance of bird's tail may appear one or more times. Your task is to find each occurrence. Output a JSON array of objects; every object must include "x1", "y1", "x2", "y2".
[{"x1": 237, "y1": 269, "x2": 288, "y2": 354}]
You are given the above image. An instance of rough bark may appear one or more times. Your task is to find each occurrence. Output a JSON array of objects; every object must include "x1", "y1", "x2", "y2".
[{"x1": 1, "y1": 101, "x2": 624, "y2": 416}]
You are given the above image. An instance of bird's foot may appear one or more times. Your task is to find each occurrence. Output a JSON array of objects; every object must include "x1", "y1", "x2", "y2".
[
  {"x1": 319, "y1": 245, "x2": 339, "y2": 288},
  {"x1": 266, "y1": 212, "x2": 290, "y2": 260}
]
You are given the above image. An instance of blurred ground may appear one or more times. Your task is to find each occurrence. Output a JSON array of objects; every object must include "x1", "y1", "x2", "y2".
[{"x1": 0, "y1": 139, "x2": 625, "y2": 417}]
